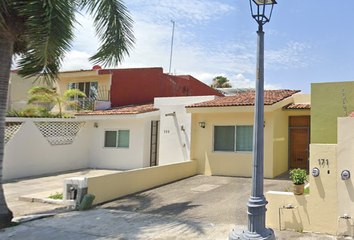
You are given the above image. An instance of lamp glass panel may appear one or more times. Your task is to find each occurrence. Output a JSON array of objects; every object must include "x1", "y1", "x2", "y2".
[{"x1": 252, "y1": 0, "x2": 276, "y2": 5}]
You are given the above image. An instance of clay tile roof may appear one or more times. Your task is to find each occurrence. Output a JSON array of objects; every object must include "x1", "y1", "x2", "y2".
[
  {"x1": 187, "y1": 90, "x2": 301, "y2": 108},
  {"x1": 348, "y1": 111, "x2": 354, "y2": 117},
  {"x1": 76, "y1": 103, "x2": 158, "y2": 116},
  {"x1": 283, "y1": 103, "x2": 311, "y2": 109}
]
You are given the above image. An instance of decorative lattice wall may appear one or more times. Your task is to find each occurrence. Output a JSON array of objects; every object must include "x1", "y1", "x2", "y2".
[
  {"x1": 34, "y1": 121, "x2": 85, "y2": 146},
  {"x1": 5, "y1": 122, "x2": 23, "y2": 144}
]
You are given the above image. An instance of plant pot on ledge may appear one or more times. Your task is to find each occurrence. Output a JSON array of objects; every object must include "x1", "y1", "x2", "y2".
[
  {"x1": 289, "y1": 168, "x2": 308, "y2": 195},
  {"x1": 293, "y1": 183, "x2": 305, "y2": 195}
]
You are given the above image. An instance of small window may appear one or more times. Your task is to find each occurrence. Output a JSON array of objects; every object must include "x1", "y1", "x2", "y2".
[
  {"x1": 104, "y1": 131, "x2": 117, "y2": 148},
  {"x1": 118, "y1": 130, "x2": 130, "y2": 148},
  {"x1": 104, "y1": 130, "x2": 130, "y2": 148},
  {"x1": 213, "y1": 125, "x2": 253, "y2": 152},
  {"x1": 214, "y1": 126, "x2": 235, "y2": 152}
]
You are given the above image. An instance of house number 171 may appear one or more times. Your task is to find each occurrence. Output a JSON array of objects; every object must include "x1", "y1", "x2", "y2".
[{"x1": 318, "y1": 159, "x2": 329, "y2": 166}]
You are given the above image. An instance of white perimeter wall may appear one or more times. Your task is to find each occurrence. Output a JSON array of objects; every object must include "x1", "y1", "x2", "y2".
[
  {"x1": 154, "y1": 96, "x2": 218, "y2": 165},
  {"x1": 4, "y1": 118, "x2": 91, "y2": 180},
  {"x1": 87, "y1": 113, "x2": 159, "y2": 169},
  {"x1": 337, "y1": 117, "x2": 354, "y2": 220},
  {"x1": 4, "y1": 113, "x2": 159, "y2": 180}
]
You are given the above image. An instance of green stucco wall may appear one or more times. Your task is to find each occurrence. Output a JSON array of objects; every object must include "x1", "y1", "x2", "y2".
[{"x1": 311, "y1": 81, "x2": 354, "y2": 144}]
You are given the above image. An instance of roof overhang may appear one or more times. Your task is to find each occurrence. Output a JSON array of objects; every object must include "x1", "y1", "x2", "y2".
[
  {"x1": 186, "y1": 94, "x2": 297, "y2": 114},
  {"x1": 75, "y1": 110, "x2": 160, "y2": 121}
]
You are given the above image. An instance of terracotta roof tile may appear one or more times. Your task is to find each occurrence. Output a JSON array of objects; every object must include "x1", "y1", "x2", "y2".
[
  {"x1": 76, "y1": 103, "x2": 158, "y2": 116},
  {"x1": 348, "y1": 111, "x2": 354, "y2": 117},
  {"x1": 283, "y1": 103, "x2": 311, "y2": 109},
  {"x1": 187, "y1": 90, "x2": 301, "y2": 108}
]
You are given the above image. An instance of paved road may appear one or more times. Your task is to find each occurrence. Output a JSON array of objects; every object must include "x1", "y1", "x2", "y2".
[{"x1": 0, "y1": 209, "x2": 338, "y2": 240}]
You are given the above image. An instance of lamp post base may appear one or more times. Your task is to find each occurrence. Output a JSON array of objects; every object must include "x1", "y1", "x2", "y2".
[{"x1": 229, "y1": 228, "x2": 275, "y2": 240}]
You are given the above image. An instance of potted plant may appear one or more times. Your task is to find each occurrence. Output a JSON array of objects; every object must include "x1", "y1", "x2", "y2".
[{"x1": 289, "y1": 168, "x2": 308, "y2": 195}]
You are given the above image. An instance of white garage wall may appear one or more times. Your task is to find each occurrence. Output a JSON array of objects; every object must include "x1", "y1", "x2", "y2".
[
  {"x1": 4, "y1": 118, "x2": 92, "y2": 180},
  {"x1": 4, "y1": 112, "x2": 159, "y2": 181},
  {"x1": 154, "y1": 96, "x2": 218, "y2": 165},
  {"x1": 87, "y1": 114, "x2": 159, "y2": 170}
]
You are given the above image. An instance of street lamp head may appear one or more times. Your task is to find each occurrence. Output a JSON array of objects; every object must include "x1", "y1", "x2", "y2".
[
  {"x1": 250, "y1": 0, "x2": 277, "y2": 26},
  {"x1": 252, "y1": 0, "x2": 277, "y2": 5}
]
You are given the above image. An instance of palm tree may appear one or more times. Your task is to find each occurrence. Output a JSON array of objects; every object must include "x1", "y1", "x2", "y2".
[
  {"x1": 211, "y1": 76, "x2": 232, "y2": 88},
  {"x1": 0, "y1": 0, "x2": 134, "y2": 227},
  {"x1": 28, "y1": 86, "x2": 87, "y2": 117}
]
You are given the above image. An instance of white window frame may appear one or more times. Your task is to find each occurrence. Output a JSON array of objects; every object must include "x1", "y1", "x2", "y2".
[
  {"x1": 103, "y1": 129, "x2": 130, "y2": 149},
  {"x1": 213, "y1": 125, "x2": 253, "y2": 153}
]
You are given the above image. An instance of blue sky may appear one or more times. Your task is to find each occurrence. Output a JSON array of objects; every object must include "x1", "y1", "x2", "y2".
[{"x1": 61, "y1": 0, "x2": 354, "y2": 93}]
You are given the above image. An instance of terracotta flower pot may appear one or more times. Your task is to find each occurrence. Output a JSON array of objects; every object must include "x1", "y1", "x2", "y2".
[{"x1": 293, "y1": 183, "x2": 304, "y2": 195}]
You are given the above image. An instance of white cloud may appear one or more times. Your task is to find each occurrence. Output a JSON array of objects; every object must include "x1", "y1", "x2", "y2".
[
  {"x1": 71, "y1": 13, "x2": 99, "y2": 54},
  {"x1": 128, "y1": 0, "x2": 236, "y2": 26},
  {"x1": 61, "y1": 51, "x2": 92, "y2": 71},
  {"x1": 228, "y1": 73, "x2": 281, "y2": 90},
  {"x1": 266, "y1": 41, "x2": 314, "y2": 69}
]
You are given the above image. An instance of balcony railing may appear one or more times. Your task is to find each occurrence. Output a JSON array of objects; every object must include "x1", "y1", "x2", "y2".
[{"x1": 66, "y1": 98, "x2": 96, "y2": 111}]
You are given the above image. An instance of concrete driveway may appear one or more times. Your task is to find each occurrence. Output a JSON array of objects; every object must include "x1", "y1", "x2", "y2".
[
  {"x1": 3, "y1": 169, "x2": 120, "y2": 217},
  {"x1": 0, "y1": 172, "x2": 339, "y2": 239},
  {"x1": 96, "y1": 174, "x2": 292, "y2": 226}
]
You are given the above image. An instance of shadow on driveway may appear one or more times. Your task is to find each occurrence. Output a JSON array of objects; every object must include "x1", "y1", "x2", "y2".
[{"x1": 97, "y1": 174, "x2": 292, "y2": 226}]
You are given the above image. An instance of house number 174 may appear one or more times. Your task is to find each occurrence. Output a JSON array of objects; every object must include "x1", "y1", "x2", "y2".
[{"x1": 318, "y1": 159, "x2": 329, "y2": 166}]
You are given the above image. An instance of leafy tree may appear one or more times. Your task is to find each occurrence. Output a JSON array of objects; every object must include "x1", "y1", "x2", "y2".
[
  {"x1": 0, "y1": 0, "x2": 134, "y2": 227},
  {"x1": 211, "y1": 76, "x2": 232, "y2": 88},
  {"x1": 28, "y1": 86, "x2": 87, "y2": 117}
]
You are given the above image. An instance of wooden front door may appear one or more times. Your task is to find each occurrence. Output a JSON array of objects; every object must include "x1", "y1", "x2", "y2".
[{"x1": 289, "y1": 116, "x2": 310, "y2": 169}]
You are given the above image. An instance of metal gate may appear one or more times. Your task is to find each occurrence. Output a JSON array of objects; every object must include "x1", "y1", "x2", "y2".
[
  {"x1": 289, "y1": 116, "x2": 310, "y2": 169},
  {"x1": 150, "y1": 121, "x2": 159, "y2": 167}
]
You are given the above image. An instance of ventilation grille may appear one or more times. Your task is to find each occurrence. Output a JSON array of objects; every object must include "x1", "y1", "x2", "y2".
[
  {"x1": 34, "y1": 121, "x2": 85, "y2": 146},
  {"x1": 5, "y1": 122, "x2": 23, "y2": 144}
]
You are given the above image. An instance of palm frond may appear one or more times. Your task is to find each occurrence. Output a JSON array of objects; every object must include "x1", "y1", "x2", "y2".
[
  {"x1": 27, "y1": 86, "x2": 58, "y2": 104},
  {"x1": 28, "y1": 86, "x2": 55, "y2": 94},
  {"x1": 82, "y1": 0, "x2": 135, "y2": 67},
  {"x1": 16, "y1": 0, "x2": 76, "y2": 84},
  {"x1": 27, "y1": 94, "x2": 55, "y2": 105},
  {"x1": 63, "y1": 89, "x2": 86, "y2": 100}
]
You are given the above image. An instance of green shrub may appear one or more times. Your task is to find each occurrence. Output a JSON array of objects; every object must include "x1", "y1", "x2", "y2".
[
  {"x1": 289, "y1": 168, "x2": 308, "y2": 185},
  {"x1": 48, "y1": 192, "x2": 63, "y2": 200},
  {"x1": 6, "y1": 107, "x2": 74, "y2": 118}
]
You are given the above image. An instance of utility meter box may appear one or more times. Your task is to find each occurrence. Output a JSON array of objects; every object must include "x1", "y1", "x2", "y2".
[{"x1": 63, "y1": 177, "x2": 88, "y2": 206}]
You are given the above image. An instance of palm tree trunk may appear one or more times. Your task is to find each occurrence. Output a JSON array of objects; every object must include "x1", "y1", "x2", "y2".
[
  {"x1": 57, "y1": 98, "x2": 62, "y2": 118},
  {"x1": 0, "y1": 35, "x2": 14, "y2": 227}
]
